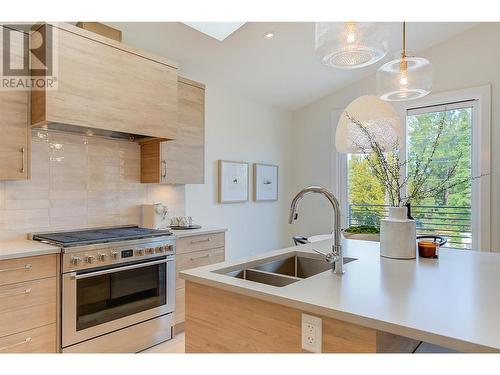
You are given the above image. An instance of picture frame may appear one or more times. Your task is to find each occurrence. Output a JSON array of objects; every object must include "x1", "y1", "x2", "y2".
[
  {"x1": 253, "y1": 163, "x2": 278, "y2": 202},
  {"x1": 218, "y1": 160, "x2": 249, "y2": 203}
]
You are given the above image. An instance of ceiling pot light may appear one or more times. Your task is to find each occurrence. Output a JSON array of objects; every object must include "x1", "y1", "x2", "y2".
[
  {"x1": 377, "y1": 22, "x2": 432, "y2": 101},
  {"x1": 263, "y1": 32, "x2": 275, "y2": 40},
  {"x1": 315, "y1": 22, "x2": 389, "y2": 69},
  {"x1": 335, "y1": 95, "x2": 401, "y2": 154}
]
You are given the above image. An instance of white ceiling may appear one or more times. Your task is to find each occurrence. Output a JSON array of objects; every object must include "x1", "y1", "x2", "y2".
[{"x1": 108, "y1": 22, "x2": 478, "y2": 110}]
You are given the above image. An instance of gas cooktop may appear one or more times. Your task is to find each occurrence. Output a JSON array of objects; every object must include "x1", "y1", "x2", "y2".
[{"x1": 31, "y1": 225, "x2": 173, "y2": 247}]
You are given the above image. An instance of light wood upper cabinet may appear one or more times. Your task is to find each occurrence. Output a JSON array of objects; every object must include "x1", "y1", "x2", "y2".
[
  {"x1": 141, "y1": 77, "x2": 205, "y2": 184},
  {"x1": 31, "y1": 23, "x2": 178, "y2": 140},
  {"x1": 0, "y1": 26, "x2": 30, "y2": 180}
]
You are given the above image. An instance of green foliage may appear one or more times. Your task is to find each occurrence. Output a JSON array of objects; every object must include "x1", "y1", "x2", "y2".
[
  {"x1": 344, "y1": 225, "x2": 380, "y2": 234},
  {"x1": 407, "y1": 109, "x2": 471, "y2": 207}
]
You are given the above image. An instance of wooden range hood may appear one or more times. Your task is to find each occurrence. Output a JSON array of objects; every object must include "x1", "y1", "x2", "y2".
[{"x1": 30, "y1": 23, "x2": 179, "y2": 141}]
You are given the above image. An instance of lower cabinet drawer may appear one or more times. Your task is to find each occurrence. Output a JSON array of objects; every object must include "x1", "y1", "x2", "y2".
[
  {"x1": 177, "y1": 233, "x2": 225, "y2": 254},
  {"x1": 176, "y1": 247, "x2": 225, "y2": 290},
  {"x1": 175, "y1": 287, "x2": 185, "y2": 324},
  {"x1": 0, "y1": 254, "x2": 57, "y2": 286},
  {"x1": 0, "y1": 301, "x2": 56, "y2": 338},
  {"x1": 0, "y1": 324, "x2": 56, "y2": 353},
  {"x1": 0, "y1": 277, "x2": 56, "y2": 315}
]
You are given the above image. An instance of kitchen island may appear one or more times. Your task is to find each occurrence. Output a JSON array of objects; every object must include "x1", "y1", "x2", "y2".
[{"x1": 180, "y1": 239, "x2": 500, "y2": 353}]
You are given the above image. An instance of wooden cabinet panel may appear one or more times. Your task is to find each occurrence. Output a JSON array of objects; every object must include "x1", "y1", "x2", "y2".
[
  {"x1": 161, "y1": 78, "x2": 205, "y2": 184},
  {"x1": 0, "y1": 26, "x2": 29, "y2": 180},
  {"x1": 0, "y1": 324, "x2": 56, "y2": 353},
  {"x1": 0, "y1": 299, "x2": 56, "y2": 338},
  {"x1": 176, "y1": 247, "x2": 225, "y2": 290},
  {"x1": 0, "y1": 277, "x2": 56, "y2": 315},
  {"x1": 176, "y1": 232, "x2": 225, "y2": 254},
  {"x1": 140, "y1": 76, "x2": 204, "y2": 184},
  {"x1": 31, "y1": 23, "x2": 178, "y2": 140},
  {"x1": 0, "y1": 254, "x2": 57, "y2": 286},
  {"x1": 174, "y1": 232, "x2": 225, "y2": 332}
]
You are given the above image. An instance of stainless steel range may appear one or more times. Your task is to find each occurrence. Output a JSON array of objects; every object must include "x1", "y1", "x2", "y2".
[{"x1": 31, "y1": 225, "x2": 176, "y2": 353}]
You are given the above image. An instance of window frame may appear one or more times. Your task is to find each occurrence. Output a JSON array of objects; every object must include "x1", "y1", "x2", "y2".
[{"x1": 335, "y1": 85, "x2": 491, "y2": 251}]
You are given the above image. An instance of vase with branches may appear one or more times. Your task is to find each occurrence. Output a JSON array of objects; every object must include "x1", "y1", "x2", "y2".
[
  {"x1": 345, "y1": 112, "x2": 479, "y2": 208},
  {"x1": 344, "y1": 111, "x2": 484, "y2": 258}
]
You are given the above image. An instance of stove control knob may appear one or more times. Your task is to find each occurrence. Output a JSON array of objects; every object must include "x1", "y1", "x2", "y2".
[
  {"x1": 71, "y1": 256, "x2": 82, "y2": 266},
  {"x1": 98, "y1": 253, "x2": 108, "y2": 262},
  {"x1": 85, "y1": 255, "x2": 96, "y2": 264},
  {"x1": 164, "y1": 245, "x2": 173, "y2": 253},
  {"x1": 155, "y1": 246, "x2": 164, "y2": 253},
  {"x1": 135, "y1": 248, "x2": 145, "y2": 256},
  {"x1": 146, "y1": 247, "x2": 155, "y2": 255},
  {"x1": 110, "y1": 251, "x2": 119, "y2": 260}
]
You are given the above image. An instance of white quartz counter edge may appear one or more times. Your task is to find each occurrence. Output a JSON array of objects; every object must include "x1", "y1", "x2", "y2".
[
  {"x1": 180, "y1": 239, "x2": 500, "y2": 353},
  {"x1": 171, "y1": 227, "x2": 227, "y2": 238},
  {"x1": 0, "y1": 240, "x2": 61, "y2": 260}
]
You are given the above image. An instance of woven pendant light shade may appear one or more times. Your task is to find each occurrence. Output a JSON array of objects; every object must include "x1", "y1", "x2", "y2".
[{"x1": 336, "y1": 95, "x2": 402, "y2": 154}]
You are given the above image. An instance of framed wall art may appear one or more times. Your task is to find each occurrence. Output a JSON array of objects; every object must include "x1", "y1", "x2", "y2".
[
  {"x1": 253, "y1": 163, "x2": 278, "y2": 202},
  {"x1": 218, "y1": 160, "x2": 249, "y2": 203}
]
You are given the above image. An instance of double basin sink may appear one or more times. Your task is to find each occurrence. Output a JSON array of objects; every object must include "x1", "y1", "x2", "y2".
[{"x1": 214, "y1": 251, "x2": 357, "y2": 287}]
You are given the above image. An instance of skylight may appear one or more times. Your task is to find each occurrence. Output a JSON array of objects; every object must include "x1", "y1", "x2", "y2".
[{"x1": 182, "y1": 22, "x2": 246, "y2": 41}]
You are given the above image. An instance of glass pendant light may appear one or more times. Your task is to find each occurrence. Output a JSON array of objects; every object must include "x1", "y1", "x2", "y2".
[
  {"x1": 315, "y1": 22, "x2": 389, "y2": 69},
  {"x1": 377, "y1": 22, "x2": 432, "y2": 101}
]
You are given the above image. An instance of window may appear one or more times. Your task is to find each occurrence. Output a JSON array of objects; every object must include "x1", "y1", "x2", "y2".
[{"x1": 336, "y1": 86, "x2": 491, "y2": 251}]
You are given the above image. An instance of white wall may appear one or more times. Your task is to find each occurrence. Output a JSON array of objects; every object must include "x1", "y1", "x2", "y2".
[
  {"x1": 185, "y1": 84, "x2": 293, "y2": 260},
  {"x1": 291, "y1": 23, "x2": 500, "y2": 251}
]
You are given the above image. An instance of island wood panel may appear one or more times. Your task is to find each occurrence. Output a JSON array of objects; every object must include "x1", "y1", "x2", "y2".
[
  {"x1": 185, "y1": 281, "x2": 421, "y2": 353},
  {"x1": 0, "y1": 26, "x2": 30, "y2": 180},
  {"x1": 161, "y1": 77, "x2": 205, "y2": 184},
  {"x1": 0, "y1": 323, "x2": 57, "y2": 353},
  {"x1": 31, "y1": 23, "x2": 178, "y2": 139}
]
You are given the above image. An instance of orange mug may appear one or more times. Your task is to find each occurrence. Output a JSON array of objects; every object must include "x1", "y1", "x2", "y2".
[{"x1": 417, "y1": 235, "x2": 447, "y2": 258}]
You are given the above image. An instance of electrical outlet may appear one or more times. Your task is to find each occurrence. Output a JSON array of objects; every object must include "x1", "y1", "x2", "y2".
[{"x1": 301, "y1": 313, "x2": 322, "y2": 353}]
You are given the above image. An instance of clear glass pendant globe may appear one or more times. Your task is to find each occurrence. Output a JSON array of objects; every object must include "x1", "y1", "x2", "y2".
[
  {"x1": 377, "y1": 54, "x2": 432, "y2": 101},
  {"x1": 315, "y1": 22, "x2": 390, "y2": 69}
]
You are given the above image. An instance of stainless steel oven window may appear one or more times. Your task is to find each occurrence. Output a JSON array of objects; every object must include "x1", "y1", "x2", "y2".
[{"x1": 75, "y1": 262, "x2": 167, "y2": 331}]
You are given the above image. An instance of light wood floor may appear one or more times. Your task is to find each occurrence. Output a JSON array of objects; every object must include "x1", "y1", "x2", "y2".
[
  {"x1": 140, "y1": 332, "x2": 456, "y2": 354},
  {"x1": 141, "y1": 332, "x2": 185, "y2": 353}
]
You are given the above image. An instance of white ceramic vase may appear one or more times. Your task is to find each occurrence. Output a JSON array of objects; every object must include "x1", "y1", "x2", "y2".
[{"x1": 380, "y1": 206, "x2": 416, "y2": 259}]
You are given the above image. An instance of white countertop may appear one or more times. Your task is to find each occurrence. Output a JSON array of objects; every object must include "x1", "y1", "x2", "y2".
[
  {"x1": 171, "y1": 226, "x2": 227, "y2": 238},
  {"x1": 0, "y1": 240, "x2": 61, "y2": 260},
  {"x1": 180, "y1": 239, "x2": 500, "y2": 352}
]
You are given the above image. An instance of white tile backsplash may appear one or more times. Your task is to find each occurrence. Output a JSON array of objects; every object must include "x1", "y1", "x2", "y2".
[{"x1": 0, "y1": 130, "x2": 186, "y2": 240}]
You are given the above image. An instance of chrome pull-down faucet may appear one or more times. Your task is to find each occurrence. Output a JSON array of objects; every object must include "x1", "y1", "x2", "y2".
[{"x1": 288, "y1": 186, "x2": 344, "y2": 274}]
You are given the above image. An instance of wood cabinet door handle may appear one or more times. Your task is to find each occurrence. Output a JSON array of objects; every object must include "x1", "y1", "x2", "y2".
[
  {"x1": 190, "y1": 238, "x2": 210, "y2": 244},
  {"x1": 189, "y1": 253, "x2": 210, "y2": 261},
  {"x1": 161, "y1": 160, "x2": 167, "y2": 178},
  {"x1": 21, "y1": 147, "x2": 25, "y2": 173}
]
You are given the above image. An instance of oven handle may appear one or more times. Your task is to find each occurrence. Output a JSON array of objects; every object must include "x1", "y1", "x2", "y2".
[{"x1": 70, "y1": 258, "x2": 172, "y2": 280}]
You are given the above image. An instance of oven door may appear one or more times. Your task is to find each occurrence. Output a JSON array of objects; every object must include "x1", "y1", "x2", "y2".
[{"x1": 62, "y1": 256, "x2": 175, "y2": 348}]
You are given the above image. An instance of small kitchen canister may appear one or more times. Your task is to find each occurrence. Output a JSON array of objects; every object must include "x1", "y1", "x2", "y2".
[{"x1": 380, "y1": 206, "x2": 416, "y2": 259}]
